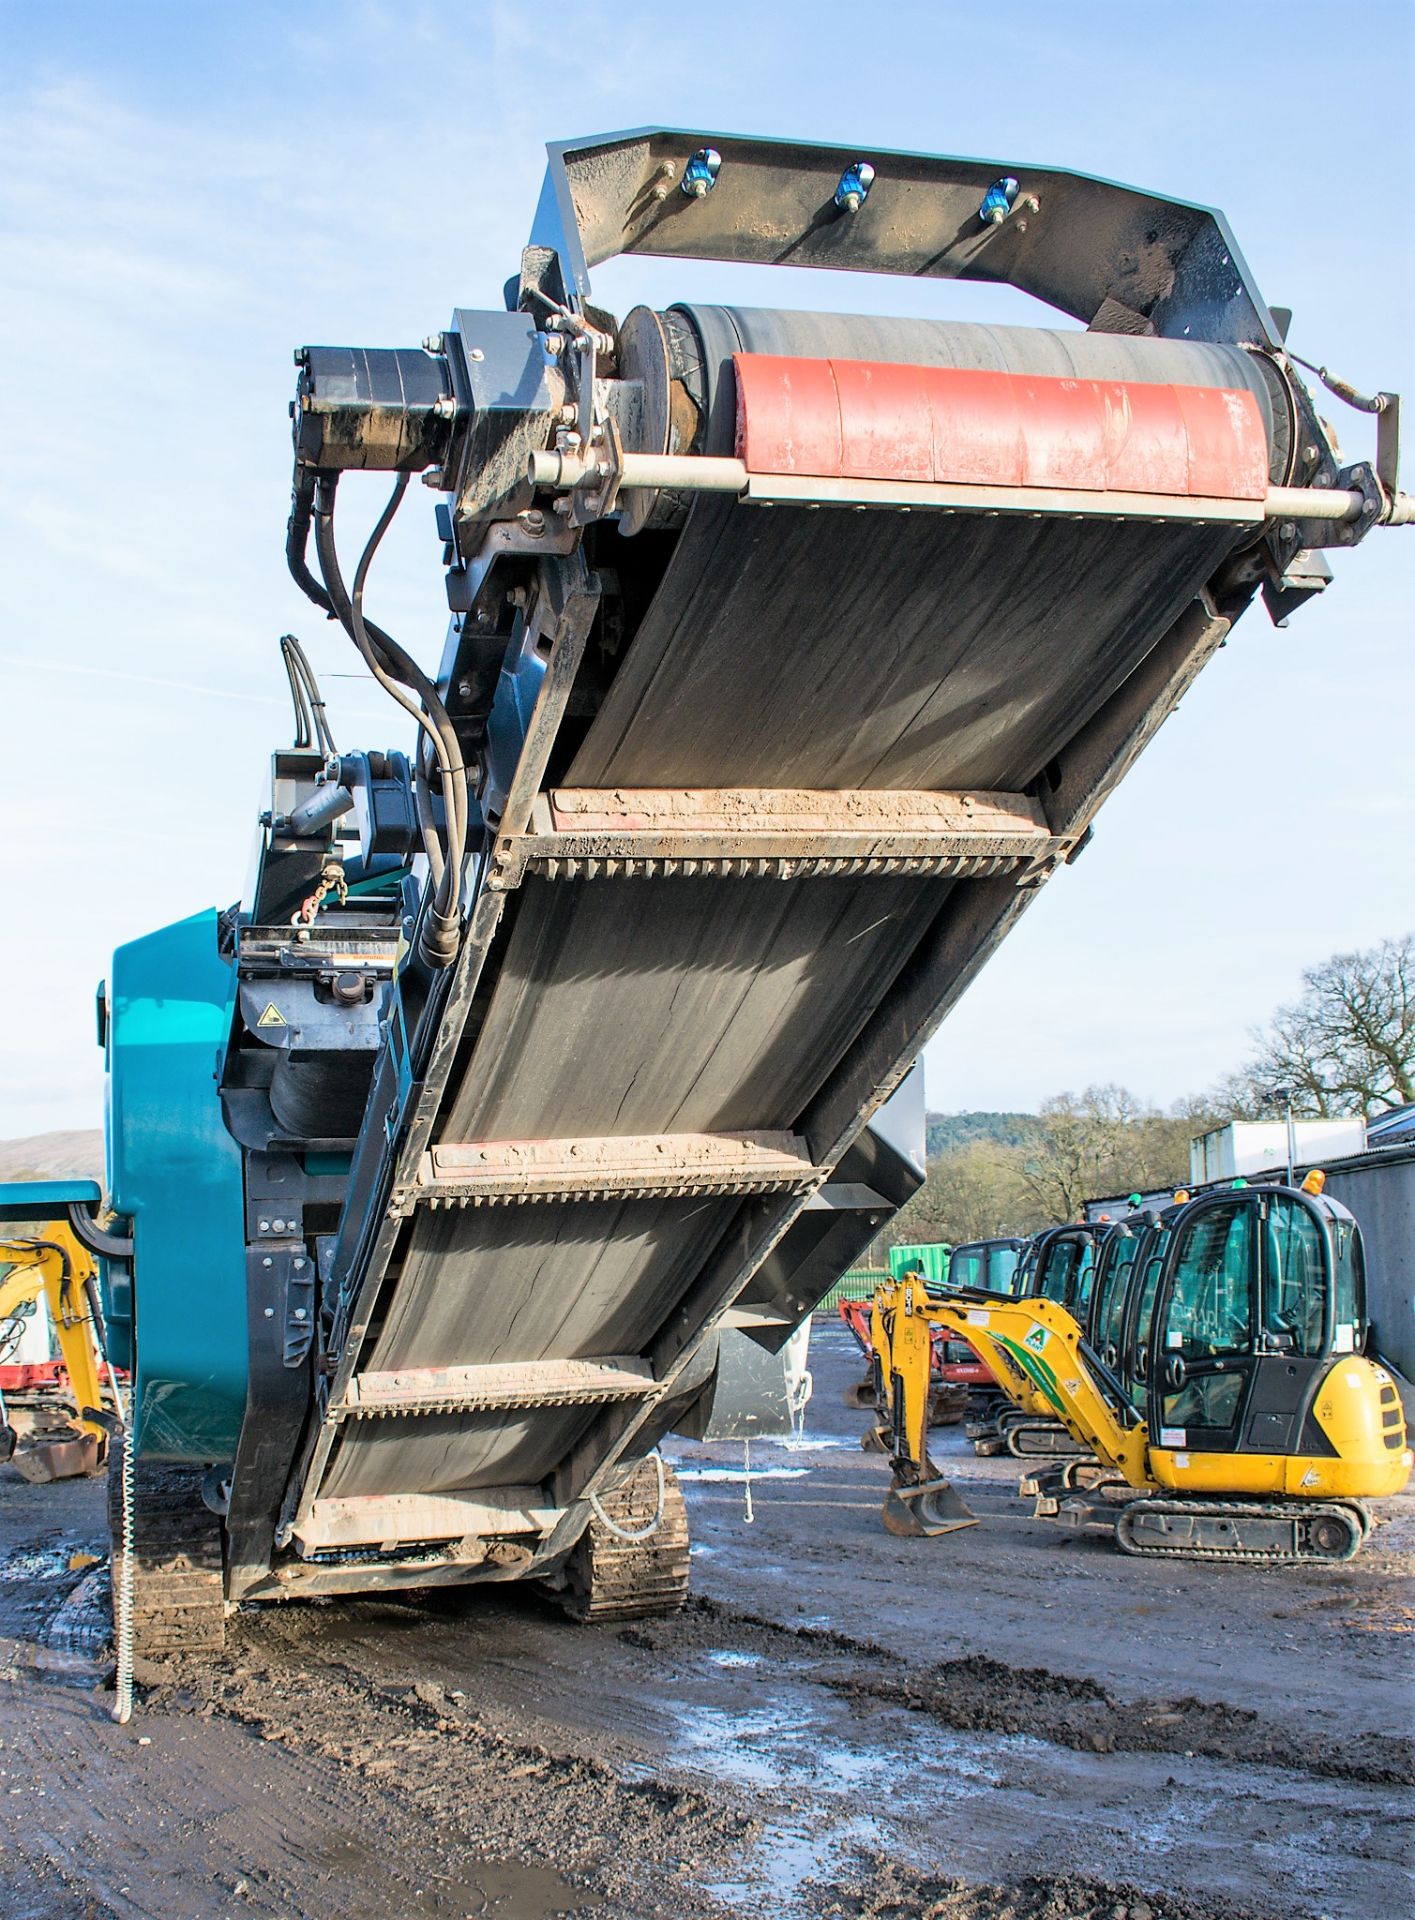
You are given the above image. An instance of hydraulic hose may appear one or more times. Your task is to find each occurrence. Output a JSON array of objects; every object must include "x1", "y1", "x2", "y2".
[
  {"x1": 279, "y1": 633, "x2": 336, "y2": 756},
  {"x1": 311, "y1": 476, "x2": 467, "y2": 964}
]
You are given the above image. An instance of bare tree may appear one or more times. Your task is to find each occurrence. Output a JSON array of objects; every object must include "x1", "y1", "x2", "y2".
[
  {"x1": 1013, "y1": 1090, "x2": 1159, "y2": 1221},
  {"x1": 1224, "y1": 935, "x2": 1414, "y2": 1117},
  {"x1": 883, "y1": 1085, "x2": 1206, "y2": 1250}
]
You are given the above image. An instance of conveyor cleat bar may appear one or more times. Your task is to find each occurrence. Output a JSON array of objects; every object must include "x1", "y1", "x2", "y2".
[
  {"x1": 400, "y1": 1129, "x2": 820, "y2": 1211},
  {"x1": 294, "y1": 1489, "x2": 562, "y2": 1552},
  {"x1": 491, "y1": 787, "x2": 1064, "y2": 886},
  {"x1": 335, "y1": 1355, "x2": 657, "y2": 1419}
]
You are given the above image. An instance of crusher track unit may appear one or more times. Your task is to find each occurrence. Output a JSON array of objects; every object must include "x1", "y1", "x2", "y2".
[{"x1": 16, "y1": 132, "x2": 1407, "y2": 1649}]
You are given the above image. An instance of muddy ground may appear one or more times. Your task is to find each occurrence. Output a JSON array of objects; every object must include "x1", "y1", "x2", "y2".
[{"x1": 1, "y1": 1324, "x2": 1411, "y2": 1919}]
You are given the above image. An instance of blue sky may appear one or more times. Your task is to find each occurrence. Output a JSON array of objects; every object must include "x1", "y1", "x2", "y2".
[{"x1": 1, "y1": 0, "x2": 1411, "y2": 1137}]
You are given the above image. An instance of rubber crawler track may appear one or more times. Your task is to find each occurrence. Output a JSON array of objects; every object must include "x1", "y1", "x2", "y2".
[
  {"x1": 108, "y1": 1438, "x2": 226, "y2": 1653},
  {"x1": 1114, "y1": 1495, "x2": 1368, "y2": 1564},
  {"x1": 555, "y1": 1457, "x2": 691, "y2": 1622}
]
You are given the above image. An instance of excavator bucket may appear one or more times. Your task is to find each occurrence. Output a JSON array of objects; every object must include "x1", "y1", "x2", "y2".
[
  {"x1": 881, "y1": 1470, "x2": 977, "y2": 1537},
  {"x1": 0, "y1": 1422, "x2": 15, "y2": 1465},
  {"x1": 10, "y1": 1430, "x2": 103, "y2": 1483},
  {"x1": 842, "y1": 1377, "x2": 878, "y2": 1410}
]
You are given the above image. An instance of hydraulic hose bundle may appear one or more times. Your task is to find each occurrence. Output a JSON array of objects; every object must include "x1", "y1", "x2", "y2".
[{"x1": 288, "y1": 468, "x2": 469, "y2": 965}]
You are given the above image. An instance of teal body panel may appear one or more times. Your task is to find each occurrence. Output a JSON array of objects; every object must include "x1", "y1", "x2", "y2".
[
  {"x1": 105, "y1": 909, "x2": 248, "y2": 1460},
  {"x1": 0, "y1": 1179, "x2": 102, "y2": 1223}
]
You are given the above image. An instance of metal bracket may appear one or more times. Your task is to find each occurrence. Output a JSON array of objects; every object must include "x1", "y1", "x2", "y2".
[
  {"x1": 528, "y1": 128, "x2": 1284, "y2": 348},
  {"x1": 265, "y1": 1246, "x2": 316, "y2": 1367},
  {"x1": 1376, "y1": 393, "x2": 1401, "y2": 498}
]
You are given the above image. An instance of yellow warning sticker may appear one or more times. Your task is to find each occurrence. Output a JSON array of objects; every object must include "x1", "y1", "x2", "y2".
[{"x1": 257, "y1": 1002, "x2": 287, "y2": 1029}]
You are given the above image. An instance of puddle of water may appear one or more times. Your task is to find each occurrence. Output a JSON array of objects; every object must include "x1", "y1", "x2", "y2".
[
  {"x1": 0, "y1": 1545, "x2": 77, "y2": 1583},
  {"x1": 707, "y1": 1812, "x2": 883, "y2": 1912},
  {"x1": 673, "y1": 1467, "x2": 809, "y2": 1483},
  {"x1": 668, "y1": 1687, "x2": 1011, "y2": 1809},
  {"x1": 46, "y1": 1569, "x2": 112, "y2": 1662},
  {"x1": 302, "y1": 1834, "x2": 592, "y2": 1919}
]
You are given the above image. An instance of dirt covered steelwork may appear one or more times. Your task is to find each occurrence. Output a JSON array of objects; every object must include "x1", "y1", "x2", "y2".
[{"x1": 1, "y1": 1328, "x2": 1411, "y2": 1919}]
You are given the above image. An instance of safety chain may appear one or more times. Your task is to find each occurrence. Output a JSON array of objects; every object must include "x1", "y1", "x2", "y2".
[{"x1": 292, "y1": 859, "x2": 348, "y2": 927}]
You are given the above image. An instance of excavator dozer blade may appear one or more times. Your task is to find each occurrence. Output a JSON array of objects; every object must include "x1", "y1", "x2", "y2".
[{"x1": 881, "y1": 1473, "x2": 977, "y2": 1538}]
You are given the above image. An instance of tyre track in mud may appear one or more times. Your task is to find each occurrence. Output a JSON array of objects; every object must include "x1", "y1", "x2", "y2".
[
  {"x1": 4, "y1": 1352, "x2": 1413, "y2": 1920},
  {"x1": 147, "y1": 1566, "x2": 1405, "y2": 1920},
  {"x1": 677, "y1": 1596, "x2": 1415, "y2": 1785}
]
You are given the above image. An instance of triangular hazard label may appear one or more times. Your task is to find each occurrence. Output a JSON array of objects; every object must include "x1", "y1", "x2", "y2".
[{"x1": 257, "y1": 1002, "x2": 287, "y2": 1029}]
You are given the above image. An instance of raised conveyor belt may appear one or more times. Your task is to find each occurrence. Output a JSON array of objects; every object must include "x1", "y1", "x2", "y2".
[{"x1": 284, "y1": 308, "x2": 1284, "y2": 1555}]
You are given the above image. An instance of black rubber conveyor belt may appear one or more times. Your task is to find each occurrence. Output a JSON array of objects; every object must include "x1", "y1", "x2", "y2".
[{"x1": 316, "y1": 311, "x2": 1275, "y2": 1505}]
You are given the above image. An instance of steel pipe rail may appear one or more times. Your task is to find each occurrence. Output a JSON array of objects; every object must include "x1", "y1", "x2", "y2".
[{"x1": 531, "y1": 449, "x2": 1413, "y2": 526}]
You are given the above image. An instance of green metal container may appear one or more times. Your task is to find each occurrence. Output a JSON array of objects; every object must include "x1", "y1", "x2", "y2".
[{"x1": 887, "y1": 1242, "x2": 952, "y2": 1285}]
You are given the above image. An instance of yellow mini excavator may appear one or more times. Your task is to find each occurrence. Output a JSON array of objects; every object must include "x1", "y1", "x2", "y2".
[
  {"x1": 870, "y1": 1179, "x2": 1411, "y2": 1562},
  {"x1": 0, "y1": 1217, "x2": 115, "y2": 1483}
]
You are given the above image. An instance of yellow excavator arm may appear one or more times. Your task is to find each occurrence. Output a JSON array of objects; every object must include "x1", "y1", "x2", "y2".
[
  {"x1": 0, "y1": 1222, "x2": 111, "y2": 1476},
  {"x1": 872, "y1": 1278, "x2": 1151, "y2": 1521}
]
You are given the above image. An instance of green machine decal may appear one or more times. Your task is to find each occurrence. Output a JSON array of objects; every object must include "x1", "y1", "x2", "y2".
[{"x1": 994, "y1": 1332, "x2": 1067, "y2": 1415}]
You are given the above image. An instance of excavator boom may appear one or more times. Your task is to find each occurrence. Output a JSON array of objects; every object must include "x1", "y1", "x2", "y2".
[{"x1": 0, "y1": 1219, "x2": 112, "y2": 1482}]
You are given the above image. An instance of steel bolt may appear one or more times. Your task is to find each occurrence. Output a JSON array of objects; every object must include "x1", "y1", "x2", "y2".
[
  {"x1": 544, "y1": 335, "x2": 564, "y2": 355},
  {"x1": 422, "y1": 468, "x2": 446, "y2": 489},
  {"x1": 264, "y1": 1307, "x2": 275, "y2": 1317},
  {"x1": 517, "y1": 510, "x2": 546, "y2": 536},
  {"x1": 262, "y1": 1257, "x2": 273, "y2": 1269},
  {"x1": 1279, "y1": 522, "x2": 1297, "y2": 540},
  {"x1": 422, "y1": 333, "x2": 444, "y2": 354},
  {"x1": 469, "y1": 348, "x2": 485, "y2": 362},
  {"x1": 258, "y1": 1219, "x2": 270, "y2": 1232},
  {"x1": 294, "y1": 1308, "x2": 308, "y2": 1320},
  {"x1": 293, "y1": 346, "x2": 309, "y2": 367}
]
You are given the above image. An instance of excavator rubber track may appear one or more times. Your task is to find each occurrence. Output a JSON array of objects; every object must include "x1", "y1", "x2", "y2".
[
  {"x1": 1111, "y1": 1495, "x2": 1370, "y2": 1564},
  {"x1": 108, "y1": 1438, "x2": 226, "y2": 1654}
]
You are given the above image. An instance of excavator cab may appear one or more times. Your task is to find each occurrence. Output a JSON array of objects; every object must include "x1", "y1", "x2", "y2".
[
  {"x1": 1032, "y1": 1224, "x2": 1103, "y2": 1325},
  {"x1": 944, "y1": 1237, "x2": 1028, "y2": 1297},
  {"x1": 1143, "y1": 1184, "x2": 1386, "y2": 1468},
  {"x1": 962, "y1": 1223, "x2": 1107, "y2": 1457}
]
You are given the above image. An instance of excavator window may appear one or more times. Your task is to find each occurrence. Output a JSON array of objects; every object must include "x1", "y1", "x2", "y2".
[
  {"x1": 1332, "y1": 1220, "x2": 1364, "y2": 1353},
  {"x1": 1156, "y1": 1199, "x2": 1258, "y2": 1440},
  {"x1": 1090, "y1": 1230, "x2": 1141, "y2": 1351},
  {"x1": 948, "y1": 1241, "x2": 1023, "y2": 1295},
  {"x1": 1260, "y1": 1196, "x2": 1327, "y2": 1357},
  {"x1": 1035, "y1": 1234, "x2": 1094, "y2": 1314},
  {"x1": 1164, "y1": 1202, "x2": 1256, "y2": 1361}
]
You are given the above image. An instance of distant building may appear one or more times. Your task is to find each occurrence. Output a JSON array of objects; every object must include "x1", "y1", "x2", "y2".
[
  {"x1": 1367, "y1": 1103, "x2": 1415, "y2": 1148},
  {"x1": 1190, "y1": 1118, "x2": 1365, "y2": 1184}
]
